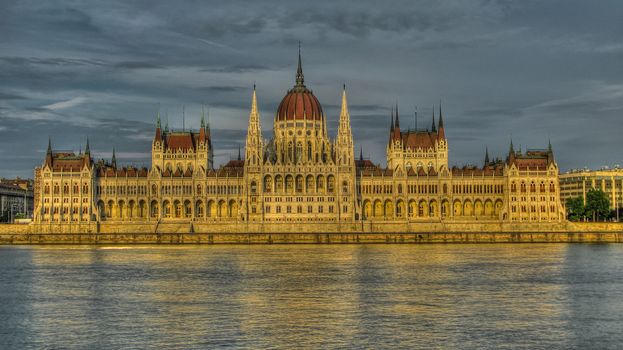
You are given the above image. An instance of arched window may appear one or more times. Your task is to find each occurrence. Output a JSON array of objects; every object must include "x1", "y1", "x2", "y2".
[{"x1": 250, "y1": 181, "x2": 257, "y2": 194}]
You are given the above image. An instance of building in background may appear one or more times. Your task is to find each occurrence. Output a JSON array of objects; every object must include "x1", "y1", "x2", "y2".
[
  {"x1": 33, "y1": 50, "x2": 565, "y2": 225},
  {"x1": 559, "y1": 168, "x2": 623, "y2": 212},
  {"x1": 0, "y1": 178, "x2": 34, "y2": 222}
]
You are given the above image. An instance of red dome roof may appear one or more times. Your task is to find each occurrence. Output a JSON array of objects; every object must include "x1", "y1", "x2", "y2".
[
  {"x1": 275, "y1": 47, "x2": 323, "y2": 122},
  {"x1": 276, "y1": 88, "x2": 323, "y2": 121}
]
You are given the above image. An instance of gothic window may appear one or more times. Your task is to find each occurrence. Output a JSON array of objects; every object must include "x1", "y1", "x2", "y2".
[
  {"x1": 520, "y1": 182, "x2": 526, "y2": 193},
  {"x1": 264, "y1": 176, "x2": 273, "y2": 193},
  {"x1": 343, "y1": 181, "x2": 349, "y2": 194},
  {"x1": 327, "y1": 175, "x2": 335, "y2": 193},
  {"x1": 308, "y1": 141, "x2": 312, "y2": 161},
  {"x1": 296, "y1": 176, "x2": 303, "y2": 193},
  {"x1": 250, "y1": 181, "x2": 257, "y2": 194}
]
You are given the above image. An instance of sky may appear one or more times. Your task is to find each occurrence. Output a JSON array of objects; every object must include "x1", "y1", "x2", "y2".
[{"x1": 1, "y1": 0, "x2": 622, "y2": 178}]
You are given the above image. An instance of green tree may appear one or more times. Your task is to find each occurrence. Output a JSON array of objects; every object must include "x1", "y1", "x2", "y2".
[
  {"x1": 565, "y1": 196, "x2": 585, "y2": 221},
  {"x1": 585, "y1": 188, "x2": 610, "y2": 221}
]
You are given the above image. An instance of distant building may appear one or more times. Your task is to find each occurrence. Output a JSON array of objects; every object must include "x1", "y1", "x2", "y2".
[
  {"x1": 33, "y1": 49, "x2": 564, "y2": 225},
  {"x1": 0, "y1": 178, "x2": 34, "y2": 222},
  {"x1": 559, "y1": 168, "x2": 623, "y2": 210}
]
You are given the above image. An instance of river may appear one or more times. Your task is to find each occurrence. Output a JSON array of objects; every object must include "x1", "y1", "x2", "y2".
[{"x1": 1, "y1": 244, "x2": 621, "y2": 349}]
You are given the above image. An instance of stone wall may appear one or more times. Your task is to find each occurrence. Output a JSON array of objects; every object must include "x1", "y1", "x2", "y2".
[{"x1": 0, "y1": 220, "x2": 622, "y2": 244}]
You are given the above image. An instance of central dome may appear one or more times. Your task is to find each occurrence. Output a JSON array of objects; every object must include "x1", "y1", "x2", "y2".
[{"x1": 275, "y1": 48, "x2": 323, "y2": 122}]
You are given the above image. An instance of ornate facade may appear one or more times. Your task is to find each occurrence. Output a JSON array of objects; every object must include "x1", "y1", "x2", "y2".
[{"x1": 33, "y1": 50, "x2": 565, "y2": 225}]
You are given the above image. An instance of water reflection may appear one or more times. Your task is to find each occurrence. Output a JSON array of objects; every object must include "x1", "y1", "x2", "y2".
[{"x1": 0, "y1": 244, "x2": 622, "y2": 349}]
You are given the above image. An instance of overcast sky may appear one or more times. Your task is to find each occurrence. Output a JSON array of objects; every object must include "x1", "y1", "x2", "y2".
[{"x1": 1, "y1": 0, "x2": 622, "y2": 178}]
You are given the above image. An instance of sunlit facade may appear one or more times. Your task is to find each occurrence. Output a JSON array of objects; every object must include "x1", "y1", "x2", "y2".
[{"x1": 33, "y1": 51, "x2": 565, "y2": 225}]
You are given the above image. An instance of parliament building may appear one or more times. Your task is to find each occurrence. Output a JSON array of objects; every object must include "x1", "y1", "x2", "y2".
[{"x1": 33, "y1": 51, "x2": 565, "y2": 226}]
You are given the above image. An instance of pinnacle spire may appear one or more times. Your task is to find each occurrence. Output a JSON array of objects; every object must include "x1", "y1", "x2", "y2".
[
  {"x1": 548, "y1": 138, "x2": 553, "y2": 153},
  {"x1": 156, "y1": 106, "x2": 161, "y2": 129},
  {"x1": 484, "y1": 147, "x2": 490, "y2": 166},
  {"x1": 390, "y1": 107, "x2": 395, "y2": 132},
  {"x1": 251, "y1": 84, "x2": 259, "y2": 115},
  {"x1": 295, "y1": 41, "x2": 304, "y2": 86},
  {"x1": 111, "y1": 148, "x2": 117, "y2": 168},
  {"x1": 394, "y1": 102, "x2": 400, "y2": 129},
  {"x1": 164, "y1": 110, "x2": 169, "y2": 133},
  {"x1": 431, "y1": 105, "x2": 437, "y2": 132},
  {"x1": 509, "y1": 138, "x2": 515, "y2": 154},
  {"x1": 201, "y1": 105, "x2": 206, "y2": 128},
  {"x1": 238, "y1": 146, "x2": 241, "y2": 161},
  {"x1": 340, "y1": 84, "x2": 349, "y2": 118},
  {"x1": 438, "y1": 100, "x2": 444, "y2": 129},
  {"x1": 85, "y1": 137, "x2": 90, "y2": 154},
  {"x1": 47, "y1": 137, "x2": 52, "y2": 155},
  {"x1": 360, "y1": 146, "x2": 363, "y2": 161}
]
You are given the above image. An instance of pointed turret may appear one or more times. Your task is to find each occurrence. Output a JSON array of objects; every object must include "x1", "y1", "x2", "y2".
[
  {"x1": 85, "y1": 138, "x2": 90, "y2": 155},
  {"x1": 154, "y1": 110, "x2": 162, "y2": 142},
  {"x1": 45, "y1": 137, "x2": 53, "y2": 166},
  {"x1": 199, "y1": 105, "x2": 207, "y2": 142},
  {"x1": 295, "y1": 41, "x2": 305, "y2": 87},
  {"x1": 547, "y1": 139, "x2": 554, "y2": 164},
  {"x1": 484, "y1": 147, "x2": 490, "y2": 167},
  {"x1": 507, "y1": 138, "x2": 516, "y2": 163},
  {"x1": 431, "y1": 105, "x2": 437, "y2": 132},
  {"x1": 111, "y1": 148, "x2": 117, "y2": 168},
  {"x1": 337, "y1": 84, "x2": 354, "y2": 165},
  {"x1": 245, "y1": 84, "x2": 263, "y2": 166},
  {"x1": 437, "y1": 101, "x2": 445, "y2": 139},
  {"x1": 390, "y1": 107, "x2": 395, "y2": 132},
  {"x1": 394, "y1": 103, "x2": 400, "y2": 129}
]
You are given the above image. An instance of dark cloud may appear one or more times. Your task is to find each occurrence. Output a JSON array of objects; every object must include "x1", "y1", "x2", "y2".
[
  {"x1": 1, "y1": 0, "x2": 622, "y2": 177},
  {"x1": 197, "y1": 86, "x2": 246, "y2": 93},
  {"x1": 198, "y1": 64, "x2": 271, "y2": 73},
  {"x1": 0, "y1": 92, "x2": 27, "y2": 100}
]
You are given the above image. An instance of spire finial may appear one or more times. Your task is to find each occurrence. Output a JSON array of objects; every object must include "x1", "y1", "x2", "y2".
[
  {"x1": 394, "y1": 102, "x2": 400, "y2": 129},
  {"x1": 201, "y1": 104, "x2": 206, "y2": 128},
  {"x1": 237, "y1": 145, "x2": 241, "y2": 161},
  {"x1": 85, "y1": 137, "x2": 90, "y2": 154},
  {"x1": 438, "y1": 100, "x2": 444, "y2": 129},
  {"x1": 509, "y1": 137, "x2": 515, "y2": 154},
  {"x1": 165, "y1": 109, "x2": 169, "y2": 133},
  {"x1": 548, "y1": 138, "x2": 553, "y2": 152},
  {"x1": 182, "y1": 105, "x2": 185, "y2": 131},
  {"x1": 390, "y1": 106, "x2": 395, "y2": 132},
  {"x1": 295, "y1": 41, "x2": 304, "y2": 86},
  {"x1": 431, "y1": 105, "x2": 437, "y2": 132},
  {"x1": 111, "y1": 147, "x2": 117, "y2": 168},
  {"x1": 47, "y1": 136, "x2": 52, "y2": 154},
  {"x1": 360, "y1": 146, "x2": 363, "y2": 161},
  {"x1": 156, "y1": 103, "x2": 161, "y2": 129},
  {"x1": 484, "y1": 147, "x2": 490, "y2": 166}
]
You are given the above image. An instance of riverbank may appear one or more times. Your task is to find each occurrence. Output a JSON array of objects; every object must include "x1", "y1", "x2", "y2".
[{"x1": 0, "y1": 221, "x2": 622, "y2": 244}]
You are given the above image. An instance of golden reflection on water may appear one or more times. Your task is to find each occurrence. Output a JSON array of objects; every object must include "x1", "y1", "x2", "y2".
[{"x1": 1, "y1": 244, "x2": 623, "y2": 349}]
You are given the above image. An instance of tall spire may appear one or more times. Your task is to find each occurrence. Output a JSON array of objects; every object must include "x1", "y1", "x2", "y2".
[
  {"x1": 509, "y1": 138, "x2": 515, "y2": 155},
  {"x1": 164, "y1": 110, "x2": 169, "y2": 133},
  {"x1": 394, "y1": 102, "x2": 400, "y2": 129},
  {"x1": 431, "y1": 105, "x2": 437, "y2": 132},
  {"x1": 156, "y1": 106, "x2": 161, "y2": 129},
  {"x1": 238, "y1": 146, "x2": 241, "y2": 161},
  {"x1": 484, "y1": 147, "x2": 490, "y2": 166},
  {"x1": 245, "y1": 84, "x2": 263, "y2": 166},
  {"x1": 85, "y1": 137, "x2": 90, "y2": 155},
  {"x1": 295, "y1": 41, "x2": 304, "y2": 87},
  {"x1": 47, "y1": 137, "x2": 52, "y2": 155},
  {"x1": 360, "y1": 146, "x2": 363, "y2": 161},
  {"x1": 200, "y1": 105, "x2": 206, "y2": 128},
  {"x1": 438, "y1": 100, "x2": 444, "y2": 129},
  {"x1": 548, "y1": 138, "x2": 553, "y2": 153},
  {"x1": 390, "y1": 107, "x2": 395, "y2": 132},
  {"x1": 111, "y1": 148, "x2": 117, "y2": 168},
  {"x1": 182, "y1": 105, "x2": 185, "y2": 131}
]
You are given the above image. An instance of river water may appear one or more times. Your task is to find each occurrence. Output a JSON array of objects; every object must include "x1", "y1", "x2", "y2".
[{"x1": 0, "y1": 244, "x2": 621, "y2": 350}]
